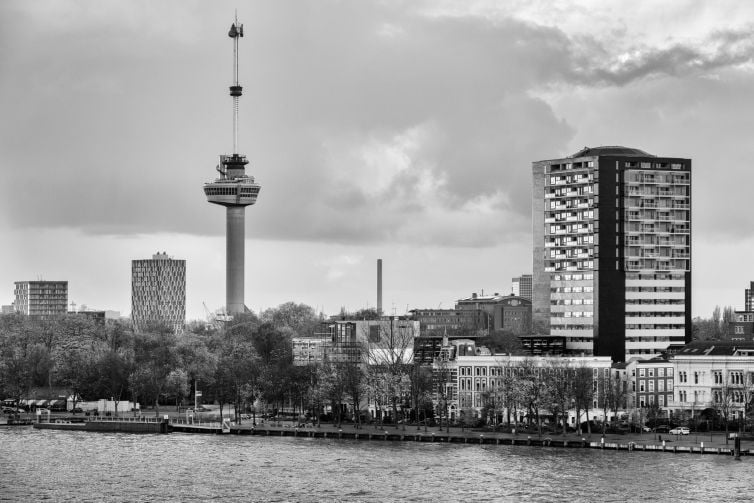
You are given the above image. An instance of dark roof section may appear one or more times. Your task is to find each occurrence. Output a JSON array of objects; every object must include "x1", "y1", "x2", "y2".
[
  {"x1": 667, "y1": 340, "x2": 754, "y2": 357},
  {"x1": 571, "y1": 146, "x2": 654, "y2": 158}
]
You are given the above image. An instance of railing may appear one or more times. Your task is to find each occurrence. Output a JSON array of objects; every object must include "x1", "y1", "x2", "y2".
[{"x1": 89, "y1": 416, "x2": 164, "y2": 423}]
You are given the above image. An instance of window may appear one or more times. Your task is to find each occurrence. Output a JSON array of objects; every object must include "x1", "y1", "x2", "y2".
[
  {"x1": 736, "y1": 326, "x2": 744, "y2": 335},
  {"x1": 639, "y1": 368, "x2": 645, "y2": 377},
  {"x1": 658, "y1": 395, "x2": 664, "y2": 407},
  {"x1": 658, "y1": 380, "x2": 665, "y2": 392},
  {"x1": 639, "y1": 381, "x2": 645, "y2": 392},
  {"x1": 648, "y1": 381, "x2": 654, "y2": 392},
  {"x1": 730, "y1": 371, "x2": 743, "y2": 385},
  {"x1": 713, "y1": 371, "x2": 723, "y2": 385},
  {"x1": 695, "y1": 372, "x2": 700, "y2": 385},
  {"x1": 648, "y1": 368, "x2": 654, "y2": 378},
  {"x1": 658, "y1": 368, "x2": 665, "y2": 377}
]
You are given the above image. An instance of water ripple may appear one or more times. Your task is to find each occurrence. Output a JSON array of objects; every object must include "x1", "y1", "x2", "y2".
[{"x1": 0, "y1": 428, "x2": 749, "y2": 502}]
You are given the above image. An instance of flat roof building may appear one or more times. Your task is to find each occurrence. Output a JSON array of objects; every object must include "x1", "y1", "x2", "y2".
[
  {"x1": 511, "y1": 274, "x2": 532, "y2": 301},
  {"x1": 131, "y1": 252, "x2": 186, "y2": 333},
  {"x1": 533, "y1": 146, "x2": 691, "y2": 361},
  {"x1": 13, "y1": 281, "x2": 68, "y2": 318}
]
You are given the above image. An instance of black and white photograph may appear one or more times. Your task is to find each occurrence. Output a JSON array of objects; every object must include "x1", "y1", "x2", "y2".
[{"x1": 1, "y1": 1, "x2": 753, "y2": 501}]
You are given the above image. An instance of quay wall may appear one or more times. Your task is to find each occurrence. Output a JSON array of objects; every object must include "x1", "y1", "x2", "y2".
[{"x1": 226, "y1": 426, "x2": 752, "y2": 457}]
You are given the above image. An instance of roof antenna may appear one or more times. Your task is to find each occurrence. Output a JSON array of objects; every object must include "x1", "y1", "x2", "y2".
[{"x1": 228, "y1": 9, "x2": 244, "y2": 155}]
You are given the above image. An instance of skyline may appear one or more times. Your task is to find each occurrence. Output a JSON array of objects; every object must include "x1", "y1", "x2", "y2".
[{"x1": 3, "y1": 1, "x2": 754, "y2": 320}]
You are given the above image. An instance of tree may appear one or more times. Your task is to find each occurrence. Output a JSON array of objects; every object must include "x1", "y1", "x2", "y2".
[
  {"x1": 129, "y1": 327, "x2": 179, "y2": 416},
  {"x1": 572, "y1": 365, "x2": 595, "y2": 436},
  {"x1": 94, "y1": 348, "x2": 133, "y2": 416},
  {"x1": 176, "y1": 333, "x2": 218, "y2": 405},
  {"x1": 213, "y1": 327, "x2": 259, "y2": 422},
  {"x1": 365, "y1": 320, "x2": 415, "y2": 426},
  {"x1": 713, "y1": 379, "x2": 735, "y2": 443},
  {"x1": 545, "y1": 360, "x2": 573, "y2": 436},
  {"x1": 518, "y1": 359, "x2": 548, "y2": 437},
  {"x1": 596, "y1": 370, "x2": 626, "y2": 434},
  {"x1": 57, "y1": 348, "x2": 98, "y2": 412},
  {"x1": 261, "y1": 302, "x2": 318, "y2": 336},
  {"x1": 433, "y1": 355, "x2": 453, "y2": 432},
  {"x1": 163, "y1": 369, "x2": 190, "y2": 410},
  {"x1": 340, "y1": 361, "x2": 366, "y2": 427},
  {"x1": 0, "y1": 341, "x2": 34, "y2": 409}
]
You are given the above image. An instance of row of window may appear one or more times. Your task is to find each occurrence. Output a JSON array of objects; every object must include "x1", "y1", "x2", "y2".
[
  {"x1": 551, "y1": 273, "x2": 594, "y2": 281},
  {"x1": 625, "y1": 324, "x2": 685, "y2": 330},
  {"x1": 636, "y1": 380, "x2": 673, "y2": 392},
  {"x1": 551, "y1": 299, "x2": 594, "y2": 306},
  {"x1": 678, "y1": 370, "x2": 751, "y2": 385},
  {"x1": 550, "y1": 286, "x2": 594, "y2": 293}
]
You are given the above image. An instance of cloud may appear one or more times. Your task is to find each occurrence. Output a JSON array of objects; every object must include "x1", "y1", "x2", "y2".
[
  {"x1": 0, "y1": 1, "x2": 578, "y2": 248},
  {"x1": 5, "y1": 1, "x2": 754, "y2": 249},
  {"x1": 576, "y1": 27, "x2": 754, "y2": 86}
]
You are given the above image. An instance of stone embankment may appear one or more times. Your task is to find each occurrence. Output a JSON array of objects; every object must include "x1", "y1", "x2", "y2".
[
  {"x1": 228, "y1": 423, "x2": 753, "y2": 457},
  {"x1": 28, "y1": 417, "x2": 753, "y2": 457}
]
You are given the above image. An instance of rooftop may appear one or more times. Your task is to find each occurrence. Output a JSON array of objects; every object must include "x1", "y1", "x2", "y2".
[{"x1": 570, "y1": 146, "x2": 654, "y2": 158}]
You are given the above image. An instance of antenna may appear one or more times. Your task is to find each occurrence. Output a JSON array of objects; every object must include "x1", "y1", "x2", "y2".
[{"x1": 228, "y1": 13, "x2": 244, "y2": 155}]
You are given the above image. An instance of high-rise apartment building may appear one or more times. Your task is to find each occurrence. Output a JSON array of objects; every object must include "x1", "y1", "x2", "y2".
[
  {"x1": 131, "y1": 252, "x2": 186, "y2": 333},
  {"x1": 745, "y1": 281, "x2": 754, "y2": 312},
  {"x1": 533, "y1": 146, "x2": 691, "y2": 361},
  {"x1": 511, "y1": 274, "x2": 532, "y2": 300},
  {"x1": 13, "y1": 281, "x2": 68, "y2": 317}
]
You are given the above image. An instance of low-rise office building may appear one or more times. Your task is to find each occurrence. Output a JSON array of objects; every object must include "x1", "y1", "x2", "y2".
[{"x1": 13, "y1": 281, "x2": 68, "y2": 318}]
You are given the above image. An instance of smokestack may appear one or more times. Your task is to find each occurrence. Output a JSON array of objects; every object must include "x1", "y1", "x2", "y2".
[{"x1": 377, "y1": 259, "x2": 383, "y2": 316}]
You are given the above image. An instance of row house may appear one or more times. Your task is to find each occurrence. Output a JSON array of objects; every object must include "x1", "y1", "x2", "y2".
[
  {"x1": 625, "y1": 358, "x2": 674, "y2": 410},
  {"x1": 666, "y1": 342, "x2": 754, "y2": 422},
  {"x1": 433, "y1": 340, "x2": 612, "y2": 425}
]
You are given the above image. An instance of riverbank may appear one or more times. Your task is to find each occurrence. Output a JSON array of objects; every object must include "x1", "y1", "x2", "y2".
[
  {"x1": 17, "y1": 413, "x2": 753, "y2": 457},
  {"x1": 226, "y1": 422, "x2": 751, "y2": 456}
]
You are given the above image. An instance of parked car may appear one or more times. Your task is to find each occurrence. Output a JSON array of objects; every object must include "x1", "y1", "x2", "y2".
[
  {"x1": 669, "y1": 427, "x2": 690, "y2": 435},
  {"x1": 653, "y1": 425, "x2": 670, "y2": 433},
  {"x1": 188, "y1": 406, "x2": 211, "y2": 413}
]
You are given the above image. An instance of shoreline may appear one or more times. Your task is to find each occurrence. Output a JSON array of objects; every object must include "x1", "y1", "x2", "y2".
[{"x1": 25, "y1": 417, "x2": 753, "y2": 457}]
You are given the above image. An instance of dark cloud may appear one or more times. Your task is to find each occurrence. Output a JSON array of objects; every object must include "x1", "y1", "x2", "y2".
[
  {"x1": 9, "y1": 3, "x2": 752, "y2": 247},
  {"x1": 575, "y1": 26, "x2": 754, "y2": 85}
]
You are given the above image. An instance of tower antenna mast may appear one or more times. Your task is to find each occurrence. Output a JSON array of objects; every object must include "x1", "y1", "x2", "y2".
[{"x1": 229, "y1": 11, "x2": 244, "y2": 155}]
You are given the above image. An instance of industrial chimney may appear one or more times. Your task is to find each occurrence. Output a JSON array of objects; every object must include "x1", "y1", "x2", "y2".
[{"x1": 377, "y1": 259, "x2": 383, "y2": 316}]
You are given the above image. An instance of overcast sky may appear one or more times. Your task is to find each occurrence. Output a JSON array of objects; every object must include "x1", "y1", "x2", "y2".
[{"x1": 2, "y1": 0, "x2": 754, "y2": 321}]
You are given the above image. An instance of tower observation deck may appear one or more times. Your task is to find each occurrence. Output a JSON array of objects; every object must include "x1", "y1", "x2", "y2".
[{"x1": 204, "y1": 16, "x2": 261, "y2": 316}]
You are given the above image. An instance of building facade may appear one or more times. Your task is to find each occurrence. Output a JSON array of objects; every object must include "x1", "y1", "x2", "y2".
[
  {"x1": 512, "y1": 274, "x2": 532, "y2": 300},
  {"x1": 728, "y1": 311, "x2": 754, "y2": 341},
  {"x1": 432, "y1": 342, "x2": 612, "y2": 424},
  {"x1": 625, "y1": 358, "x2": 675, "y2": 411},
  {"x1": 745, "y1": 281, "x2": 754, "y2": 312},
  {"x1": 667, "y1": 342, "x2": 754, "y2": 424},
  {"x1": 455, "y1": 293, "x2": 532, "y2": 334},
  {"x1": 13, "y1": 281, "x2": 68, "y2": 317},
  {"x1": 293, "y1": 319, "x2": 420, "y2": 367},
  {"x1": 532, "y1": 146, "x2": 692, "y2": 360},
  {"x1": 131, "y1": 252, "x2": 186, "y2": 333}
]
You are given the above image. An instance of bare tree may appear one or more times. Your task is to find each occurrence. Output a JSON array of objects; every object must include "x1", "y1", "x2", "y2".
[
  {"x1": 546, "y1": 360, "x2": 573, "y2": 436},
  {"x1": 365, "y1": 320, "x2": 416, "y2": 426},
  {"x1": 572, "y1": 365, "x2": 595, "y2": 437}
]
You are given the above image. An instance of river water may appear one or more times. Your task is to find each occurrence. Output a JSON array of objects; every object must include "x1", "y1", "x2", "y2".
[{"x1": 0, "y1": 428, "x2": 750, "y2": 502}]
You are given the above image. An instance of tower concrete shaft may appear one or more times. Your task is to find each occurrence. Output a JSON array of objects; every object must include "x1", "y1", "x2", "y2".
[{"x1": 227, "y1": 207, "x2": 245, "y2": 315}]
